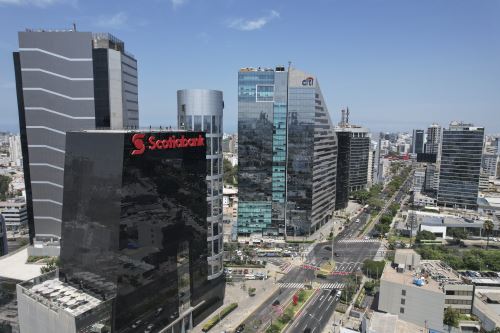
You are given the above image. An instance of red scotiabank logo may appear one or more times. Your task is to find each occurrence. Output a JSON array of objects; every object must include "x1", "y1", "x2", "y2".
[{"x1": 131, "y1": 133, "x2": 205, "y2": 156}]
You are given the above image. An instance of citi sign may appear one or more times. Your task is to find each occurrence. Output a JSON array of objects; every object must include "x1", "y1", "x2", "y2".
[
  {"x1": 131, "y1": 133, "x2": 205, "y2": 155},
  {"x1": 301, "y1": 77, "x2": 314, "y2": 86}
]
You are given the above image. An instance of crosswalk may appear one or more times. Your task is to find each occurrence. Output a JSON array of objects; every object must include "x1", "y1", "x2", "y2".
[
  {"x1": 338, "y1": 239, "x2": 379, "y2": 243},
  {"x1": 280, "y1": 262, "x2": 293, "y2": 273},
  {"x1": 277, "y1": 282, "x2": 345, "y2": 290}
]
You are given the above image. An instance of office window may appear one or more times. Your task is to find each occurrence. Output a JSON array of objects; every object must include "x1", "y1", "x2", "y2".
[
  {"x1": 401, "y1": 299, "x2": 405, "y2": 305},
  {"x1": 400, "y1": 307, "x2": 405, "y2": 314},
  {"x1": 401, "y1": 290, "x2": 406, "y2": 296}
]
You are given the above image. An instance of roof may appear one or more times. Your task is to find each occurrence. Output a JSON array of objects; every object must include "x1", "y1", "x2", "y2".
[
  {"x1": 19, "y1": 276, "x2": 103, "y2": 317},
  {"x1": 381, "y1": 263, "x2": 442, "y2": 293},
  {"x1": 366, "y1": 312, "x2": 426, "y2": 333},
  {"x1": 0, "y1": 247, "x2": 44, "y2": 281}
]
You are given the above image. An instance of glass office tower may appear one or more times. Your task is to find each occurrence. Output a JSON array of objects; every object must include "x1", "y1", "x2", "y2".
[
  {"x1": 237, "y1": 66, "x2": 337, "y2": 237},
  {"x1": 437, "y1": 122, "x2": 484, "y2": 210},
  {"x1": 334, "y1": 126, "x2": 370, "y2": 210},
  {"x1": 412, "y1": 129, "x2": 425, "y2": 154},
  {"x1": 58, "y1": 130, "x2": 224, "y2": 332},
  {"x1": 177, "y1": 89, "x2": 224, "y2": 280}
]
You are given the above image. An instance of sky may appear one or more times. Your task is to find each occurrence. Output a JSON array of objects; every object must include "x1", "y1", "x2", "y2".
[{"x1": 0, "y1": 0, "x2": 499, "y2": 134}]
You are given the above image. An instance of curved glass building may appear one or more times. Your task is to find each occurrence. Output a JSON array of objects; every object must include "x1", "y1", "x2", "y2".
[
  {"x1": 177, "y1": 89, "x2": 224, "y2": 279},
  {"x1": 237, "y1": 66, "x2": 338, "y2": 237}
]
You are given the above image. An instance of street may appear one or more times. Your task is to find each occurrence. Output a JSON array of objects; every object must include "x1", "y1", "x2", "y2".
[{"x1": 238, "y1": 209, "x2": 380, "y2": 333}]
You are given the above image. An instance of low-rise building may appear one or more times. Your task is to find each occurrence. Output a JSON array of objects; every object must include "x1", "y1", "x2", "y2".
[
  {"x1": 472, "y1": 290, "x2": 500, "y2": 331},
  {"x1": 379, "y1": 250, "x2": 474, "y2": 330},
  {"x1": 413, "y1": 192, "x2": 437, "y2": 207},
  {"x1": 0, "y1": 200, "x2": 28, "y2": 231}
]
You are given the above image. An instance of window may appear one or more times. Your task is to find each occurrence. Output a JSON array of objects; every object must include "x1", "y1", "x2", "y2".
[
  {"x1": 194, "y1": 116, "x2": 202, "y2": 131},
  {"x1": 401, "y1": 299, "x2": 405, "y2": 305},
  {"x1": 203, "y1": 115, "x2": 211, "y2": 133},
  {"x1": 256, "y1": 84, "x2": 274, "y2": 102},
  {"x1": 400, "y1": 307, "x2": 405, "y2": 314},
  {"x1": 185, "y1": 116, "x2": 193, "y2": 130},
  {"x1": 401, "y1": 290, "x2": 406, "y2": 296}
]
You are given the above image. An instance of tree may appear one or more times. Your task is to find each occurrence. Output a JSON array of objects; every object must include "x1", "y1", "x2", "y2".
[
  {"x1": 443, "y1": 306, "x2": 459, "y2": 328},
  {"x1": 362, "y1": 259, "x2": 385, "y2": 279},
  {"x1": 375, "y1": 223, "x2": 390, "y2": 235},
  {"x1": 223, "y1": 159, "x2": 238, "y2": 186},
  {"x1": 0, "y1": 175, "x2": 11, "y2": 201},
  {"x1": 448, "y1": 228, "x2": 468, "y2": 241},
  {"x1": 483, "y1": 220, "x2": 494, "y2": 250},
  {"x1": 352, "y1": 190, "x2": 370, "y2": 204},
  {"x1": 415, "y1": 230, "x2": 436, "y2": 243}
]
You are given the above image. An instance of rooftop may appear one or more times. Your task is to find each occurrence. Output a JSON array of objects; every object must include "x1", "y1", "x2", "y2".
[
  {"x1": 0, "y1": 247, "x2": 44, "y2": 281},
  {"x1": 381, "y1": 262, "x2": 442, "y2": 293},
  {"x1": 19, "y1": 274, "x2": 104, "y2": 317},
  {"x1": 420, "y1": 260, "x2": 464, "y2": 285},
  {"x1": 365, "y1": 311, "x2": 426, "y2": 333}
]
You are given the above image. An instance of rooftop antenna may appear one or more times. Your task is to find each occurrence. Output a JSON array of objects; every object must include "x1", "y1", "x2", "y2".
[
  {"x1": 72, "y1": 22, "x2": 77, "y2": 31},
  {"x1": 346, "y1": 106, "x2": 350, "y2": 124}
]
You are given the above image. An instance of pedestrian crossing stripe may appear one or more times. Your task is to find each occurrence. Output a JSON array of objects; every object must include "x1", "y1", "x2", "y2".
[
  {"x1": 338, "y1": 239, "x2": 379, "y2": 243},
  {"x1": 277, "y1": 282, "x2": 345, "y2": 290}
]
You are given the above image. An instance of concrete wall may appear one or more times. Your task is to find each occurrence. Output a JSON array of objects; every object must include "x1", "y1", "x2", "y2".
[
  {"x1": 379, "y1": 278, "x2": 444, "y2": 329},
  {"x1": 17, "y1": 285, "x2": 76, "y2": 333}
]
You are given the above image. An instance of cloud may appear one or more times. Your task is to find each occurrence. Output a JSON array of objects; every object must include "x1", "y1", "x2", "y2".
[
  {"x1": 170, "y1": 0, "x2": 187, "y2": 9},
  {"x1": 0, "y1": 0, "x2": 74, "y2": 7},
  {"x1": 227, "y1": 10, "x2": 280, "y2": 31},
  {"x1": 94, "y1": 12, "x2": 128, "y2": 30}
]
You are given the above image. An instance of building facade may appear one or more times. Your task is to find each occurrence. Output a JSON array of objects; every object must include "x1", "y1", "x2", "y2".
[
  {"x1": 237, "y1": 66, "x2": 337, "y2": 237},
  {"x1": 335, "y1": 126, "x2": 370, "y2": 210},
  {"x1": 0, "y1": 201, "x2": 28, "y2": 231},
  {"x1": 437, "y1": 122, "x2": 484, "y2": 210},
  {"x1": 426, "y1": 123, "x2": 442, "y2": 154},
  {"x1": 13, "y1": 30, "x2": 138, "y2": 244},
  {"x1": 177, "y1": 89, "x2": 224, "y2": 280},
  {"x1": 8, "y1": 135, "x2": 22, "y2": 166},
  {"x1": 16, "y1": 130, "x2": 224, "y2": 333},
  {"x1": 411, "y1": 129, "x2": 424, "y2": 154},
  {"x1": 0, "y1": 215, "x2": 7, "y2": 257}
]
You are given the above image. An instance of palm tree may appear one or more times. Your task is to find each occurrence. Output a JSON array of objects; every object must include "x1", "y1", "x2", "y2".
[{"x1": 483, "y1": 220, "x2": 494, "y2": 250}]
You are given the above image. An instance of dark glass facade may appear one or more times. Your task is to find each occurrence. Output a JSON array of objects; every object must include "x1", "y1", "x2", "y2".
[
  {"x1": 437, "y1": 124, "x2": 484, "y2": 210},
  {"x1": 59, "y1": 130, "x2": 224, "y2": 333},
  {"x1": 237, "y1": 67, "x2": 337, "y2": 237},
  {"x1": 412, "y1": 129, "x2": 425, "y2": 154}
]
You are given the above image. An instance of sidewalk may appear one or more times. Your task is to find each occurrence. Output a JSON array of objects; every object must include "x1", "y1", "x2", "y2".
[
  {"x1": 323, "y1": 276, "x2": 367, "y2": 333},
  {"x1": 191, "y1": 266, "x2": 281, "y2": 333}
]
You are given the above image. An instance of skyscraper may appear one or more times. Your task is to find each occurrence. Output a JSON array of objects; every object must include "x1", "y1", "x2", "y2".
[
  {"x1": 411, "y1": 129, "x2": 425, "y2": 154},
  {"x1": 17, "y1": 130, "x2": 224, "y2": 333},
  {"x1": 426, "y1": 123, "x2": 442, "y2": 154},
  {"x1": 334, "y1": 125, "x2": 370, "y2": 210},
  {"x1": 13, "y1": 29, "x2": 138, "y2": 245},
  {"x1": 237, "y1": 66, "x2": 337, "y2": 237},
  {"x1": 177, "y1": 89, "x2": 224, "y2": 279},
  {"x1": 437, "y1": 122, "x2": 484, "y2": 210}
]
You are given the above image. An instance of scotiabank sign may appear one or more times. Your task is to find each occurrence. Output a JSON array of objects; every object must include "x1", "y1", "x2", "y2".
[{"x1": 131, "y1": 133, "x2": 205, "y2": 156}]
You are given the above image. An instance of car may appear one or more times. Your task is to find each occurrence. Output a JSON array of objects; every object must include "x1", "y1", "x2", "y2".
[
  {"x1": 334, "y1": 252, "x2": 340, "y2": 257},
  {"x1": 324, "y1": 246, "x2": 332, "y2": 251},
  {"x1": 322, "y1": 257, "x2": 329, "y2": 261},
  {"x1": 335, "y1": 290, "x2": 342, "y2": 300},
  {"x1": 355, "y1": 219, "x2": 360, "y2": 223},
  {"x1": 132, "y1": 320, "x2": 142, "y2": 328},
  {"x1": 144, "y1": 324, "x2": 154, "y2": 333},
  {"x1": 245, "y1": 274, "x2": 256, "y2": 280},
  {"x1": 304, "y1": 328, "x2": 312, "y2": 333},
  {"x1": 155, "y1": 307, "x2": 163, "y2": 317},
  {"x1": 272, "y1": 299, "x2": 280, "y2": 306},
  {"x1": 235, "y1": 324, "x2": 245, "y2": 333}
]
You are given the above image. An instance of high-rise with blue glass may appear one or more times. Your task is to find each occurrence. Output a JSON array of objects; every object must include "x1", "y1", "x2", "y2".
[{"x1": 237, "y1": 66, "x2": 338, "y2": 237}]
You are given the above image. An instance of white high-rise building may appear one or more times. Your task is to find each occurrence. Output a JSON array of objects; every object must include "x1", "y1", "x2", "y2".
[{"x1": 8, "y1": 135, "x2": 22, "y2": 166}]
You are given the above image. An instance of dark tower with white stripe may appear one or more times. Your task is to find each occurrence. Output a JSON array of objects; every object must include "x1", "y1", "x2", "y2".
[{"x1": 13, "y1": 29, "x2": 138, "y2": 245}]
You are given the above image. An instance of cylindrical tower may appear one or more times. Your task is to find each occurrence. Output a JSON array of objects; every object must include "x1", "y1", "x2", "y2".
[{"x1": 177, "y1": 89, "x2": 224, "y2": 279}]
